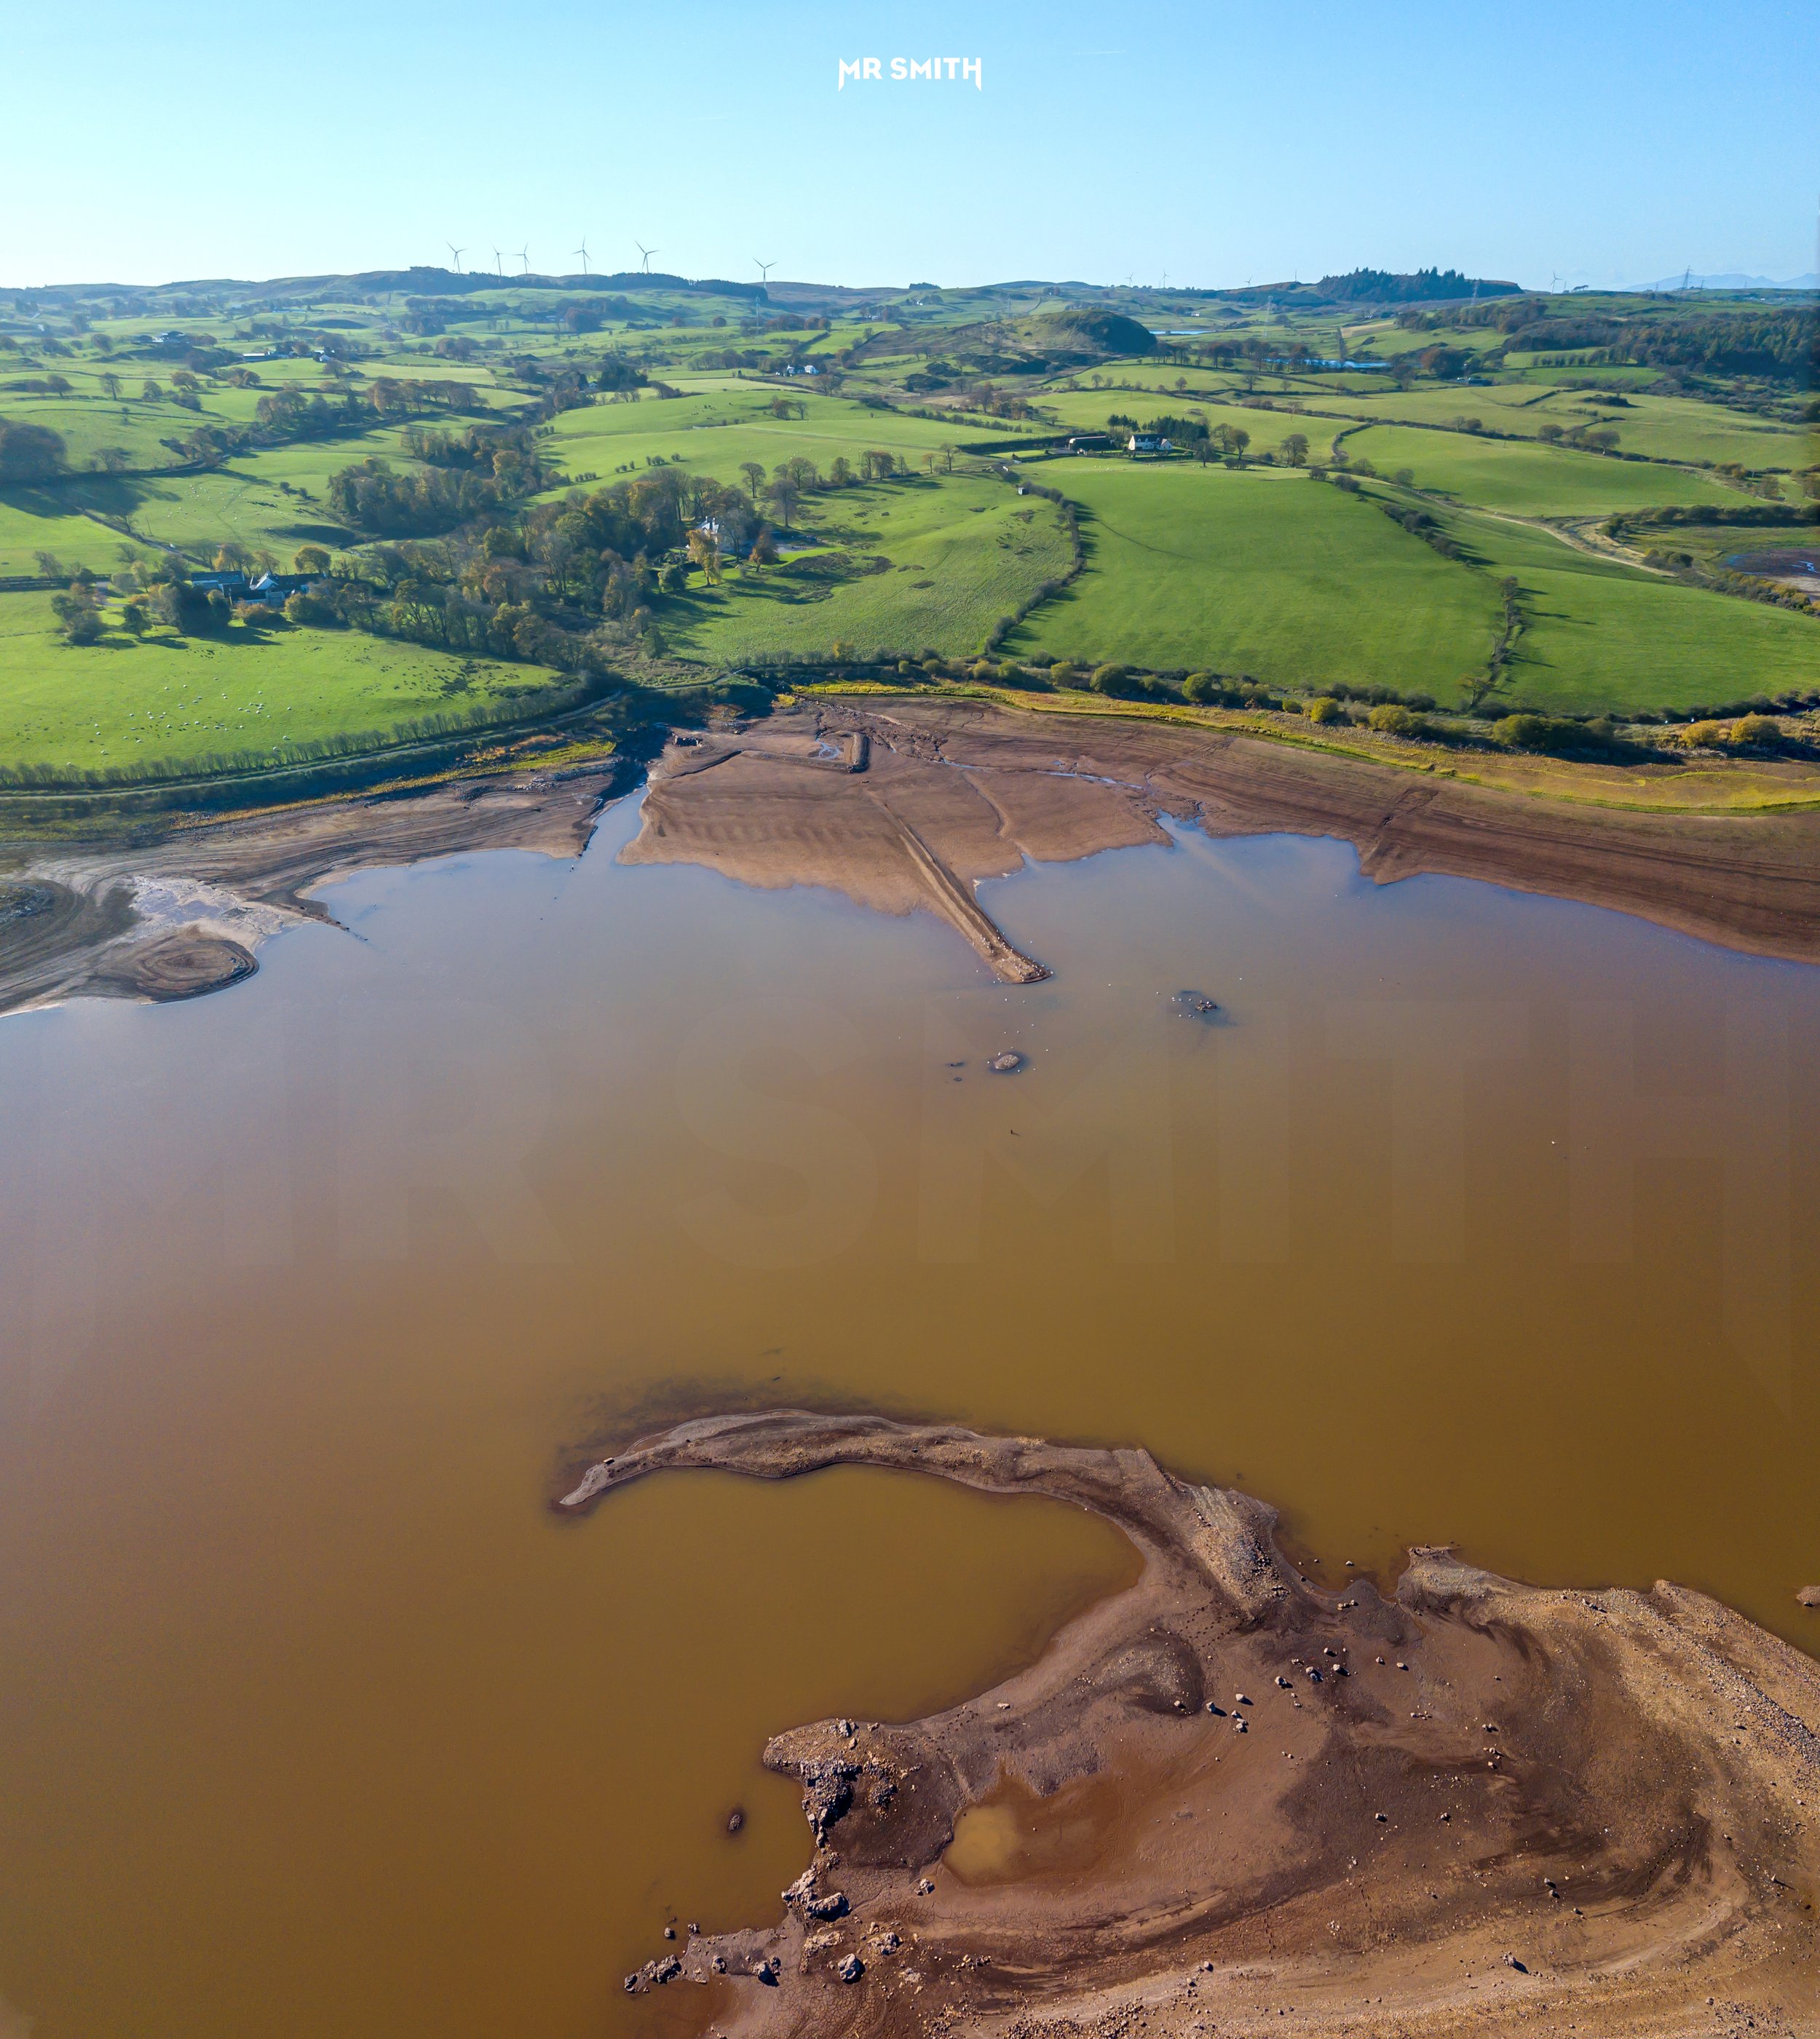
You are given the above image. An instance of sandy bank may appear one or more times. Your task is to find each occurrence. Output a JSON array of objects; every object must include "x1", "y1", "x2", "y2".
[
  {"x1": 0, "y1": 762, "x2": 622, "y2": 1015},
  {"x1": 566, "y1": 1409, "x2": 1820, "y2": 2038},
  {"x1": 622, "y1": 698, "x2": 1820, "y2": 978}
]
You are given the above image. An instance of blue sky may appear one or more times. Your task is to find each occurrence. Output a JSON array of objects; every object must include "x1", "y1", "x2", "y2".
[{"x1": 7, "y1": 0, "x2": 1812, "y2": 290}]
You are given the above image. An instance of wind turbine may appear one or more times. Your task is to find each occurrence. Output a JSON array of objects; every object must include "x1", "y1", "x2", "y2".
[
  {"x1": 755, "y1": 257, "x2": 775, "y2": 289},
  {"x1": 1550, "y1": 271, "x2": 1563, "y2": 294},
  {"x1": 517, "y1": 246, "x2": 530, "y2": 274},
  {"x1": 493, "y1": 248, "x2": 504, "y2": 277},
  {"x1": 446, "y1": 242, "x2": 465, "y2": 273},
  {"x1": 636, "y1": 241, "x2": 658, "y2": 274},
  {"x1": 574, "y1": 239, "x2": 590, "y2": 275}
]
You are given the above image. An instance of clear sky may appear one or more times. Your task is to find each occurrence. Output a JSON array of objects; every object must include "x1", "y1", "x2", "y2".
[{"x1": 7, "y1": 0, "x2": 1813, "y2": 291}]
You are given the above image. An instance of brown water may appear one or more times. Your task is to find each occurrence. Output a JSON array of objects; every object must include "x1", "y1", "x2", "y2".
[{"x1": 0, "y1": 793, "x2": 1816, "y2": 2038}]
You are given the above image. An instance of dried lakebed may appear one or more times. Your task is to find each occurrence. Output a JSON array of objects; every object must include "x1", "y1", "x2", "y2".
[
  {"x1": 7, "y1": 694, "x2": 1820, "y2": 1013},
  {"x1": 567, "y1": 1409, "x2": 1820, "y2": 2039}
]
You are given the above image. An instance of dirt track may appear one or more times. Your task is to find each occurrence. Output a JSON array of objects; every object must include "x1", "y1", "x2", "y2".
[{"x1": 566, "y1": 1408, "x2": 1820, "y2": 2039}]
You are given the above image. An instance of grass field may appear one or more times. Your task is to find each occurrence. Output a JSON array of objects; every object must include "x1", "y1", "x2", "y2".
[
  {"x1": 665, "y1": 471, "x2": 1072, "y2": 661},
  {"x1": 1345, "y1": 425, "x2": 1743, "y2": 514},
  {"x1": 0, "y1": 591, "x2": 566, "y2": 775},
  {"x1": 1007, "y1": 465, "x2": 1505, "y2": 694},
  {"x1": 540, "y1": 385, "x2": 990, "y2": 492},
  {"x1": 1447, "y1": 512, "x2": 1820, "y2": 716},
  {"x1": 4, "y1": 282, "x2": 1811, "y2": 783},
  {"x1": 1037, "y1": 392, "x2": 1334, "y2": 459}
]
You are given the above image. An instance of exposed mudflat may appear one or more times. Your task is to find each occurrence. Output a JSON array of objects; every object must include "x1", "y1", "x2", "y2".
[
  {"x1": 0, "y1": 764, "x2": 621, "y2": 1013},
  {"x1": 562, "y1": 1409, "x2": 1820, "y2": 2039},
  {"x1": 7, "y1": 695, "x2": 1820, "y2": 1015},
  {"x1": 625, "y1": 698, "x2": 1820, "y2": 978}
]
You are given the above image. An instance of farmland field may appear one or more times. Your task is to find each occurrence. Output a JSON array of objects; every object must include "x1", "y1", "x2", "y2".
[
  {"x1": 1008, "y1": 464, "x2": 1505, "y2": 693},
  {"x1": 1344, "y1": 425, "x2": 1743, "y2": 513},
  {"x1": 666, "y1": 471, "x2": 1072, "y2": 661},
  {"x1": 0, "y1": 591, "x2": 566, "y2": 774},
  {"x1": 1449, "y1": 513, "x2": 1820, "y2": 717}
]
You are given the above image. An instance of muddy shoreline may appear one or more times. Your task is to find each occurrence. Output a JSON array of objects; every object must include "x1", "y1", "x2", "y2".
[
  {"x1": 0, "y1": 761, "x2": 625, "y2": 1014},
  {"x1": 4, "y1": 694, "x2": 1819, "y2": 1014},
  {"x1": 565, "y1": 1408, "x2": 1820, "y2": 2038},
  {"x1": 625, "y1": 698, "x2": 1820, "y2": 980}
]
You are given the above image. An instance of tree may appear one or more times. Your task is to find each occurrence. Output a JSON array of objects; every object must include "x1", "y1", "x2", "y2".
[
  {"x1": 685, "y1": 527, "x2": 722, "y2": 584},
  {"x1": 95, "y1": 446, "x2": 130, "y2": 473},
  {"x1": 294, "y1": 545, "x2": 332, "y2": 575},
  {"x1": 141, "y1": 380, "x2": 163, "y2": 402},
  {"x1": 214, "y1": 542, "x2": 251, "y2": 572},
  {"x1": 828, "y1": 455, "x2": 853, "y2": 488},
  {"x1": 1281, "y1": 431, "x2": 1310, "y2": 467},
  {"x1": 739, "y1": 460, "x2": 766, "y2": 505},
  {"x1": 0, "y1": 421, "x2": 68, "y2": 480},
  {"x1": 33, "y1": 550, "x2": 63, "y2": 579},
  {"x1": 1306, "y1": 696, "x2": 1342, "y2": 724},
  {"x1": 1367, "y1": 702, "x2": 1422, "y2": 737},
  {"x1": 99, "y1": 371, "x2": 122, "y2": 401},
  {"x1": 52, "y1": 585, "x2": 102, "y2": 644},
  {"x1": 1730, "y1": 714, "x2": 1781, "y2": 748},
  {"x1": 122, "y1": 601, "x2": 146, "y2": 635},
  {"x1": 765, "y1": 467, "x2": 802, "y2": 528},
  {"x1": 748, "y1": 526, "x2": 779, "y2": 569}
]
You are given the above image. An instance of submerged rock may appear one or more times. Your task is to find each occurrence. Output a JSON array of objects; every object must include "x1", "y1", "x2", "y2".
[{"x1": 986, "y1": 1050, "x2": 1026, "y2": 1074}]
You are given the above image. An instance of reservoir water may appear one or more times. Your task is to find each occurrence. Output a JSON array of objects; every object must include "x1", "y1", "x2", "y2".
[{"x1": 0, "y1": 791, "x2": 1815, "y2": 2038}]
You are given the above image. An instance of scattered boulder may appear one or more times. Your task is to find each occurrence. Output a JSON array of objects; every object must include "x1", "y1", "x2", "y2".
[
  {"x1": 838, "y1": 1953, "x2": 865, "y2": 1983},
  {"x1": 1798, "y1": 1585, "x2": 1820, "y2": 1610},
  {"x1": 986, "y1": 1049, "x2": 1026, "y2": 1074}
]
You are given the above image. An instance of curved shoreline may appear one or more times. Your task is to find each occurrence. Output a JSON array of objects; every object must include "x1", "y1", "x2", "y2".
[{"x1": 565, "y1": 1409, "x2": 1820, "y2": 2038}]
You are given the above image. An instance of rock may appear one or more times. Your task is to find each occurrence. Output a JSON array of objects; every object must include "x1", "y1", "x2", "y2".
[
  {"x1": 1798, "y1": 1585, "x2": 1820, "y2": 1610},
  {"x1": 807, "y1": 1890, "x2": 848, "y2": 1922},
  {"x1": 916, "y1": 1877, "x2": 935, "y2": 1895},
  {"x1": 654, "y1": 1956, "x2": 681, "y2": 1984},
  {"x1": 622, "y1": 1975, "x2": 639, "y2": 1995},
  {"x1": 753, "y1": 1957, "x2": 778, "y2": 1984},
  {"x1": 726, "y1": 1806, "x2": 745, "y2": 1833},
  {"x1": 986, "y1": 1050, "x2": 1026, "y2": 1074},
  {"x1": 839, "y1": 1954, "x2": 865, "y2": 1983},
  {"x1": 662, "y1": 1925, "x2": 676, "y2": 1939}
]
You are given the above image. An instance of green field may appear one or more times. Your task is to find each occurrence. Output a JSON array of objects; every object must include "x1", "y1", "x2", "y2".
[
  {"x1": 1, "y1": 273, "x2": 1811, "y2": 780},
  {"x1": 666, "y1": 472, "x2": 1072, "y2": 660},
  {"x1": 1449, "y1": 514, "x2": 1820, "y2": 717},
  {"x1": 0, "y1": 592, "x2": 566, "y2": 775},
  {"x1": 1008, "y1": 465, "x2": 1505, "y2": 694},
  {"x1": 1344, "y1": 425, "x2": 1742, "y2": 514}
]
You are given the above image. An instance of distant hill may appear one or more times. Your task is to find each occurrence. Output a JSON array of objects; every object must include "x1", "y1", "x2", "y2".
[
  {"x1": 1637, "y1": 271, "x2": 1818, "y2": 293},
  {"x1": 1030, "y1": 306, "x2": 1157, "y2": 356},
  {"x1": 1313, "y1": 268, "x2": 1522, "y2": 304}
]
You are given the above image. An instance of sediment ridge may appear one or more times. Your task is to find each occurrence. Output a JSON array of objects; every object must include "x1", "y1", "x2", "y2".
[{"x1": 561, "y1": 1408, "x2": 1820, "y2": 2038}]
